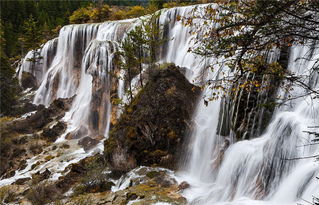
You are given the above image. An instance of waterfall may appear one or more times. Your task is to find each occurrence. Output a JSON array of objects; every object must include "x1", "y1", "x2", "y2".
[
  {"x1": 11, "y1": 3, "x2": 318, "y2": 204},
  {"x1": 17, "y1": 38, "x2": 58, "y2": 86},
  {"x1": 181, "y1": 44, "x2": 319, "y2": 204},
  {"x1": 18, "y1": 5, "x2": 208, "y2": 142}
]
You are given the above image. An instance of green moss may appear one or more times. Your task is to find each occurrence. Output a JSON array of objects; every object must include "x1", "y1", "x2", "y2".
[
  {"x1": 0, "y1": 117, "x2": 15, "y2": 124},
  {"x1": 45, "y1": 155, "x2": 55, "y2": 161},
  {"x1": 126, "y1": 181, "x2": 186, "y2": 205},
  {"x1": 104, "y1": 65, "x2": 200, "y2": 171},
  {"x1": 159, "y1": 63, "x2": 175, "y2": 69},
  {"x1": 127, "y1": 107, "x2": 133, "y2": 113},
  {"x1": 31, "y1": 161, "x2": 41, "y2": 170},
  {"x1": 146, "y1": 171, "x2": 160, "y2": 179}
]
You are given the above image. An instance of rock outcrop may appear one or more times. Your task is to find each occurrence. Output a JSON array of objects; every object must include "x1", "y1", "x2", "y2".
[
  {"x1": 104, "y1": 65, "x2": 200, "y2": 172},
  {"x1": 20, "y1": 71, "x2": 38, "y2": 90},
  {"x1": 0, "y1": 97, "x2": 72, "y2": 178},
  {"x1": 59, "y1": 166, "x2": 186, "y2": 205}
]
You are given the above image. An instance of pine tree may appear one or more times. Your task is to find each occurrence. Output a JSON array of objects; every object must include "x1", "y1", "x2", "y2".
[
  {"x1": 0, "y1": 23, "x2": 20, "y2": 115},
  {"x1": 120, "y1": 38, "x2": 137, "y2": 101},
  {"x1": 125, "y1": 26, "x2": 146, "y2": 87},
  {"x1": 119, "y1": 11, "x2": 168, "y2": 95},
  {"x1": 19, "y1": 15, "x2": 43, "y2": 70}
]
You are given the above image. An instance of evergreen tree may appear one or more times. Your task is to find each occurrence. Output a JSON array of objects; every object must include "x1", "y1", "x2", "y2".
[
  {"x1": 19, "y1": 15, "x2": 43, "y2": 70},
  {"x1": 124, "y1": 26, "x2": 146, "y2": 87},
  {"x1": 0, "y1": 23, "x2": 20, "y2": 115},
  {"x1": 142, "y1": 11, "x2": 166, "y2": 68},
  {"x1": 120, "y1": 37, "x2": 138, "y2": 100},
  {"x1": 0, "y1": 0, "x2": 88, "y2": 58},
  {"x1": 120, "y1": 11, "x2": 167, "y2": 94}
]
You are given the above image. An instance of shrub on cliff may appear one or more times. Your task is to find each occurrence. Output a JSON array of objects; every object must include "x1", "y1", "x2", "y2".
[{"x1": 69, "y1": 3, "x2": 160, "y2": 24}]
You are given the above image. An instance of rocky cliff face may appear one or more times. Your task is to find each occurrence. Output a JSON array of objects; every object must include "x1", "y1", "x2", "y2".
[{"x1": 105, "y1": 65, "x2": 200, "y2": 172}]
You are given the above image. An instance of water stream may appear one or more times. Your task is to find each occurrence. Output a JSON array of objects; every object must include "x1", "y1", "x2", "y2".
[{"x1": 8, "y1": 4, "x2": 319, "y2": 204}]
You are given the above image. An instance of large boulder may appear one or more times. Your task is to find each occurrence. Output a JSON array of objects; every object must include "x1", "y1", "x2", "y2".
[{"x1": 104, "y1": 65, "x2": 200, "y2": 172}]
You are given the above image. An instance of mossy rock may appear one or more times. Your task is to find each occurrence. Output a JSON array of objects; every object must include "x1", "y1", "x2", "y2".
[
  {"x1": 146, "y1": 171, "x2": 161, "y2": 179},
  {"x1": 104, "y1": 64, "x2": 200, "y2": 172}
]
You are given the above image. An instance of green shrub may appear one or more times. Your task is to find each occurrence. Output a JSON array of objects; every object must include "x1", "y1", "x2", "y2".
[
  {"x1": 69, "y1": 7, "x2": 90, "y2": 24},
  {"x1": 69, "y1": 5, "x2": 111, "y2": 24},
  {"x1": 126, "y1": 6, "x2": 146, "y2": 18}
]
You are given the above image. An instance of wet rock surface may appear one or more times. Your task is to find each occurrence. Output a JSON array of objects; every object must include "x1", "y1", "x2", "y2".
[
  {"x1": 58, "y1": 166, "x2": 186, "y2": 205},
  {"x1": 0, "y1": 140, "x2": 188, "y2": 205},
  {"x1": 9, "y1": 97, "x2": 72, "y2": 133},
  {"x1": 42, "y1": 121, "x2": 67, "y2": 142},
  {"x1": 20, "y1": 71, "x2": 37, "y2": 90},
  {"x1": 54, "y1": 155, "x2": 108, "y2": 194},
  {"x1": 78, "y1": 136, "x2": 100, "y2": 151},
  {"x1": 9, "y1": 89, "x2": 38, "y2": 117},
  {"x1": 178, "y1": 181, "x2": 190, "y2": 190},
  {"x1": 104, "y1": 65, "x2": 200, "y2": 172},
  {"x1": 65, "y1": 126, "x2": 88, "y2": 140}
]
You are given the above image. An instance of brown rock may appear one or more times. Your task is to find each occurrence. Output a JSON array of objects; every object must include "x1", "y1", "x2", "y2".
[
  {"x1": 93, "y1": 135, "x2": 105, "y2": 141},
  {"x1": 14, "y1": 177, "x2": 31, "y2": 185},
  {"x1": 21, "y1": 71, "x2": 37, "y2": 90},
  {"x1": 42, "y1": 121, "x2": 67, "y2": 142},
  {"x1": 78, "y1": 136, "x2": 99, "y2": 151},
  {"x1": 33, "y1": 168, "x2": 51, "y2": 181},
  {"x1": 178, "y1": 181, "x2": 190, "y2": 190},
  {"x1": 65, "y1": 126, "x2": 88, "y2": 140}
]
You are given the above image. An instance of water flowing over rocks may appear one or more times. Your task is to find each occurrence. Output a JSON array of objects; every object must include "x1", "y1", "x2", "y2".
[
  {"x1": 57, "y1": 166, "x2": 186, "y2": 205},
  {"x1": 105, "y1": 65, "x2": 200, "y2": 172},
  {"x1": 1, "y1": 3, "x2": 318, "y2": 205},
  {"x1": 217, "y1": 49, "x2": 289, "y2": 141}
]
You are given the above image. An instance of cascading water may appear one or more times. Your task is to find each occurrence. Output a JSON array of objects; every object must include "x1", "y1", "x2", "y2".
[
  {"x1": 181, "y1": 44, "x2": 319, "y2": 204},
  {"x1": 3, "y1": 3, "x2": 318, "y2": 205},
  {"x1": 17, "y1": 38, "x2": 58, "y2": 86},
  {"x1": 2, "y1": 5, "x2": 208, "y2": 186},
  {"x1": 17, "y1": 5, "x2": 210, "y2": 143}
]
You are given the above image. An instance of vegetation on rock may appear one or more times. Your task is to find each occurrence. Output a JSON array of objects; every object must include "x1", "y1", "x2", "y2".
[
  {"x1": 180, "y1": 0, "x2": 319, "y2": 140},
  {"x1": 104, "y1": 64, "x2": 200, "y2": 171},
  {"x1": 119, "y1": 10, "x2": 167, "y2": 99},
  {"x1": 184, "y1": 0, "x2": 319, "y2": 98}
]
